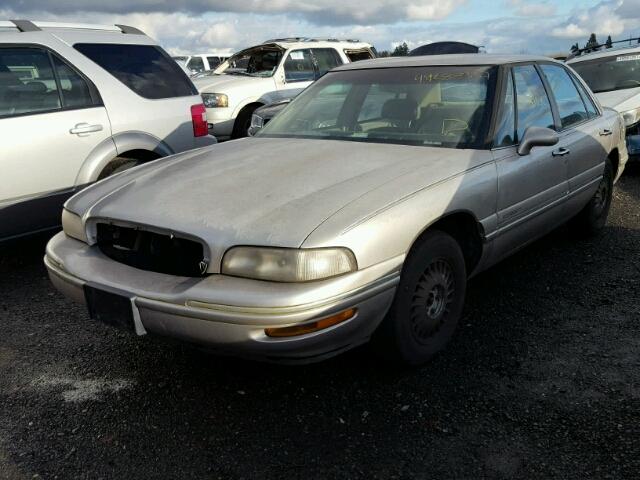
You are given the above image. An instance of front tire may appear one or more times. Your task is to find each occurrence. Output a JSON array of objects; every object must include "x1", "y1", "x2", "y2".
[
  {"x1": 569, "y1": 158, "x2": 614, "y2": 236},
  {"x1": 231, "y1": 105, "x2": 259, "y2": 139},
  {"x1": 374, "y1": 230, "x2": 467, "y2": 366}
]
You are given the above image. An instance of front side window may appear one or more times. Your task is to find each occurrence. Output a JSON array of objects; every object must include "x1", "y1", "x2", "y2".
[
  {"x1": 284, "y1": 49, "x2": 315, "y2": 82},
  {"x1": 0, "y1": 47, "x2": 60, "y2": 117},
  {"x1": 571, "y1": 54, "x2": 640, "y2": 93},
  {"x1": 540, "y1": 64, "x2": 589, "y2": 128},
  {"x1": 74, "y1": 43, "x2": 196, "y2": 99},
  {"x1": 259, "y1": 66, "x2": 496, "y2": 149},
  {"x1": 512, "y1": 65, "x2": 555, "y2": 141},
  {"x1": 311, "y1": 49, "x2": 343, "y2": 77}
]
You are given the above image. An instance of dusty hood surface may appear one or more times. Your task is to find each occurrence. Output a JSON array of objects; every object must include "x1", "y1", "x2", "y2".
[
  {"x1": 72, "y1": 138, "x2": 479, "y2": 268},
  {"x1": 595, "y1": 86, "x2": 640, "y2": 111}
]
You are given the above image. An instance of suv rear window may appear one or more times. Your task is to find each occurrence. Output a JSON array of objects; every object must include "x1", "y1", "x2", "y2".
[{"x1": 74, "y1": 44, "x2": 196, "y2": 99}]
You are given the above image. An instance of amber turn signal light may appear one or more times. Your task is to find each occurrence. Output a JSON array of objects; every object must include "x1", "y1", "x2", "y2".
[{"x1": 265, "y1": 308, "x2": 357, "y2": 338}]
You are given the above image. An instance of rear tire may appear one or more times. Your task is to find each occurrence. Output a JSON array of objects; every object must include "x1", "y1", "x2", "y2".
[
  {"x1": 98, "y1": 157, "x2": 140, "y2": 180},
  {"x1": 373, "y1": 230, "x2": 467, "y2": 366},
  {"x1": 569, "y1": 158, "x2": 614, "y2": 236}
]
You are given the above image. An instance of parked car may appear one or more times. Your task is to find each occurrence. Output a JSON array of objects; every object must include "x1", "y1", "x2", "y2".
[
  {"x1": 193, "y1": 37, "x2": 375, "y2": 140},
  {"x1": 45, "y1": 54, "x2": 627, "y2": 365},
  {"x1": 568, "y1": 39, "x2": 640, "y2": 159},
  {"x1": 0, "y1": 20, "x2": 215, "y2": 242},
  {"x1": 172, "y1": 52, "x2": 231, "y2": 75},
  {"x1": 248, "y1": 98, "x2": 291, "y2": 136}
]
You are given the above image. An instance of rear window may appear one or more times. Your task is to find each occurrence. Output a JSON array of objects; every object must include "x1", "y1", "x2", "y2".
[{"x1": 75, "y1": 44, "x2": 197, "y2": 99}]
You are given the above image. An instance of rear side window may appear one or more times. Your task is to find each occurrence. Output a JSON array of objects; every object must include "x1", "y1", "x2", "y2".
[
  {"x1": 187, "y1": 56, "x2": 205, "y2": 73},
  {"x1": 75, "y1": 44, "x2": 196, "y2": 99},
  {"x1": 540, "y1": 64, "x2": 589, "y2": 128},
  {"x1": 51, "y1": 55, "x2": 95, "y2": 109}
]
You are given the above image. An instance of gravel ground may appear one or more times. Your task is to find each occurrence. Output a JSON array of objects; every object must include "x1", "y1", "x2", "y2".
[{"x1": 1, "y1": 167, "x2": 639, "y2": 480}]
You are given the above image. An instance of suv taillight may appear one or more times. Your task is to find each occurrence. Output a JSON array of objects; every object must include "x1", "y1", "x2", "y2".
[{"x1": 191, "y1": 104, "x2": 208, "y2": 137}]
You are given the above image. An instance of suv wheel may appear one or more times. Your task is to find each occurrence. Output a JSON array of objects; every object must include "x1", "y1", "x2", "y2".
[
  {"x1": 569, "y1": 158, "x2": 614, "y2": 235},
  {"x1": 98, "y1": 157, "x2": 139, "y2": 180},
  {"x1": 231, "y1": 105, "x2": 259, "y2": 139},
  {"x1": 373, "y1": 230, "x2": 467, "y2": 366}
]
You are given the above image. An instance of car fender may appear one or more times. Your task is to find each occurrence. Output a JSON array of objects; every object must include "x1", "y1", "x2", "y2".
[{"x1": 74, "y1": 132, "x2": 174, "y2": 185}]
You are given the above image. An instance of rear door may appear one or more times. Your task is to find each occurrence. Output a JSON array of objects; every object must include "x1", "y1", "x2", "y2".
[
  {"x1": 0, "y1": 45, "x2": 111, "y2": 238},
  {"x1": 492, "y1": 64, "x2": 569, "y2": 257},
  {"x1": 539, "y1": 63, "x2": 610, "y2": 199}
]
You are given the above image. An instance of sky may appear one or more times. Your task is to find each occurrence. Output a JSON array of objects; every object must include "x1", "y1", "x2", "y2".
[{"x1": 3, "y1": 0, "x2": 640, "y2": 56}]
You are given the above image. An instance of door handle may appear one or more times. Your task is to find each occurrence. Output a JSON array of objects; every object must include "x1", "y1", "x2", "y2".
[
  {"x1": 599, "y1": 129, "x2": 613, "y2": 136},
  {"x1": 69, "y1": 123, "x2": 103, "y2": 136},
  {"x1": 552, "y1": 147, "x2": 571, "y2": 157}
]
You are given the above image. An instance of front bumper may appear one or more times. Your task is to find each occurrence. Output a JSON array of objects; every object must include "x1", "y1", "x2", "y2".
[
  {"x1": 45, "y1": 232, "x2": 400, "y2": 363},
  {"x1": 206, "y1": 107, "x2": 235, "y2": 140}
]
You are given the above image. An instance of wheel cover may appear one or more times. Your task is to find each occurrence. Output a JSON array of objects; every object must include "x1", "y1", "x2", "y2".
[{"x1": 410, "y1": 259, "x2": 455, "y2": 343}]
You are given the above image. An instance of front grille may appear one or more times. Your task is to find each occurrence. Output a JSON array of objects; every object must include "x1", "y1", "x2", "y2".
[{"x1": 96, "y1": 223, "x2": 208, "y2": 277}]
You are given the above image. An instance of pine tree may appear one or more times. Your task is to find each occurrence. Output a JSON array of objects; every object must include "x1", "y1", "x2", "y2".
[{"x1": 605, "y1": 35, "x2": 613, "y2": 48}]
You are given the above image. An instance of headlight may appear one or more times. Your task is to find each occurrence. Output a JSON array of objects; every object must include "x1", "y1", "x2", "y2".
[
  {"x1": 221, "y1": 247, "x2": 357, "y2": 282},
  {"x1": 622, "y1": 107, "x2": 640, "y2": 128},
  {"x1": 61, "y1": 209, "x2": 87, "y2": 243},
  {"x1": 201, "y1": 93, "x2": 228, "y2": 108}
]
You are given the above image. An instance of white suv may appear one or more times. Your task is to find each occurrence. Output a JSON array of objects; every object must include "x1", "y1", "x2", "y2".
[
  {"x1": 172, "y1": 53, "x2": 231, "y2": 75},
  {"x1": 193, "y1": 38, "x2": 375, "y2": 140},
  {"x1": 568, "y1": 40, "x2": 640, "y2": 159},
  {"x1": 0, "y1": 20, "x2": 216, "y2": 242}
]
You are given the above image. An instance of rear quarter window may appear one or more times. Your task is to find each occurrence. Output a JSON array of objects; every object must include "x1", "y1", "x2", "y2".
[{"x1": 74, "y1": 43, "x2": 197, "y2": 99}]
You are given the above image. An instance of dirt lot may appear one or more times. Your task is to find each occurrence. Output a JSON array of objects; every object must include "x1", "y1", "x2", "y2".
[{"x1": 1, "y1": 167, "x2": 639, "y2": 479}]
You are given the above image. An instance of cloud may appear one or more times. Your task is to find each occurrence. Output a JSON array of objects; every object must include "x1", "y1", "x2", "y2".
[
  {"x1": 506, "y1": 0, "x2": 556, "y2": 17},
  {"x1": 551, "y1": 0, "x2": 640, "y2": 40},
  {"x1": 1, "y1": 0, "x2": 467, "y2": 26}
]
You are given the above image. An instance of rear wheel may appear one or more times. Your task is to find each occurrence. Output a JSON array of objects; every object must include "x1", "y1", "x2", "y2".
[
  {"x1": 373, "y1": 230, "x2": 467, "y2": 366},
  {"x1": 97, "y1": 157, "x2": 140, "y2": 180},
  {"x1": 569, "y1": 158, "x2": 614, "y2": 236}
]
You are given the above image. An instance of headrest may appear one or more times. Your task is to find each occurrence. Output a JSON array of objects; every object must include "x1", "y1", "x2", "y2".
[{"x1": 381, "y1": 98, "x2": 418, "y2": 122}]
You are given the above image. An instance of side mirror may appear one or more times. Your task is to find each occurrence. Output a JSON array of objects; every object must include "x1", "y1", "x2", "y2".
[{"x1": 517, "y1": 126, "x2": 559, "y2": 156}]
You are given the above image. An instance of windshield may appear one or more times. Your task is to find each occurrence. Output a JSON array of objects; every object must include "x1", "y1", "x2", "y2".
[
  {"x1": 258, "y1": 66, "x2": 496, "y2": 149},
  {"x1": 221, "y1": 47, "x2": 283, "y2": 78},
  {"x1": 571, "y1": 53, "x2": 640, "y2": 93}
]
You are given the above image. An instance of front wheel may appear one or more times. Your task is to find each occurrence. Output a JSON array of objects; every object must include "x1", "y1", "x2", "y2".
[
  {"x1": 373, "y1": 230, "x2": 467, "y2": 366},
  {"x1": 569, "y1": 158, "x2": 614, "y2": 236},
  {"x1": 231, "y1": 105, "x2": 259, "y2": 139}
]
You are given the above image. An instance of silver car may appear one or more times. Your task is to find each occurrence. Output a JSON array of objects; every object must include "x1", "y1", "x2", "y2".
[{"x1": 45, "y1": 55, "x2": 628, "y2": 365}]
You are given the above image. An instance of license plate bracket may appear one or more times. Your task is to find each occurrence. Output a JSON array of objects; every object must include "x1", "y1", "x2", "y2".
[{"x1": 84, "y1": 283, "x2": 136, "y2": 332}]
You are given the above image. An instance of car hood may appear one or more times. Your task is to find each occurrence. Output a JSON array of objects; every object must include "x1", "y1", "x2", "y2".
[
  {"x1": 594, "y1": 86, "x2": 640, "y2": 112},
  {"x1": 70, "y1": 138, "x2": 477, "y2": 271},
  {"x1": 192, "y1": 74, "x2": 273, "y2": 93}
]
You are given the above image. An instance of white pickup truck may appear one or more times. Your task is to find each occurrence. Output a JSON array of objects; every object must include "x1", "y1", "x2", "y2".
[{"x1": 193, "y1": 38, "x2": 375, "y2": 140}]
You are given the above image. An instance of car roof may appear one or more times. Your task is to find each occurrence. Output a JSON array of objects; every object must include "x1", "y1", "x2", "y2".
[
  {"x1": 567, "y1": 44, "x2": 640, "y2": 64},
  {"x1": 261, "y1": 38, "x2": 372, "y2": 50},
  {"x1": 334, "y1": 53, "x2": 560, "y2": 71}
]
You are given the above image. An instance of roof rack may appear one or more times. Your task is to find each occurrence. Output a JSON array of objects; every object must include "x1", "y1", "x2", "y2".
[
  {"x1": 568, "y1": 36, "x2": 640, "y2": 59},
  {"x1": 3, "y1": 20, "x2": 144, "y2": 35},
  {"x1": 263, "y1": 37, "x2": 361, "y2": 44}
]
